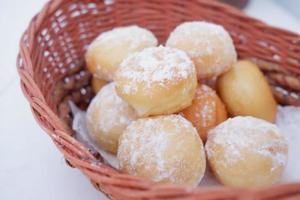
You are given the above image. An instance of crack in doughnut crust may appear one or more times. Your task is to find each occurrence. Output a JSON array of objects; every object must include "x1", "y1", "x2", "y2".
[
  {"x1": 118, "y1": 115, "x2": 206, "y2": 186},
  {"x1": 85, "y1": 25, "x2": 158, "y2": 81},
  {"x1": 166, "y1": 21, "x2": 237, "y2": 79},
  {"x1": 114, "y1": 46, "x2": 197, "y2": 117}
]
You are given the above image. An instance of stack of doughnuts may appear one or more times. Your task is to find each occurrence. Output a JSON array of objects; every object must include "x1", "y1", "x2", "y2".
[{"x1": 85, "y1": 22, "x2": 288, "y2": 187}]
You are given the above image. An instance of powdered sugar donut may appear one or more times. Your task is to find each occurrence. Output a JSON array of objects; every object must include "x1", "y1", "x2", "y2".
[
  {"x1": 181, "y1": 84, "x2": 227, "y2": 142},
  {"x1": 118, "y1": 115, "x2": 206, "y2": 186},
  {"x1": 86, "y1": 82, "x2": 138, "y2": 154},
  {"x1": 205, "y1": 116, "x2": 288, "y2": 187},
  {"x1": 85, "y1": 25, "x2": 158, "y2": 81},
  {"x1": 166, "y1": 21, "x2": 237, "y2": 79},
  {"x1": 114, "y1": 46, "x2": 197, "y2": 117}
]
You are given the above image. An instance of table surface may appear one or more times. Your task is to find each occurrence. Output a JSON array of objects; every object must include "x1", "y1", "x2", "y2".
[{"x1": 1, "y1": 1, "x2": 300, "y2": 200}]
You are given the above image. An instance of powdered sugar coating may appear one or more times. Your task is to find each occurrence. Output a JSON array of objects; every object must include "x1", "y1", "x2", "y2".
[
  {"x1": 199, "y1": 101, "x2": 216, "y2": 127},
  {"x1": 86, "y1": 25, "x2": 158, "y2": 80},
  {"x1": 116, "y1": 46, "x2": 196, "y2": 95},
  {"x1": 205, "y1": 116, "x2": 288, "y2": 187},
  {"x1": 166, "y1": 21, "x2": 237, "y2": 78},
  {"x1": 86, "y1": 82, "x2": 137, "y2": 153},
  {"x1": 196, "y1": 85, "x2": 217, "y2": 127},
  {"x1": 206, "y1": 116, "x2": 287, "y2": 170},
  {"x1": 118, "y1": 115, "x2": 206, "y2": 186},
  {"x1": 89, "y1": 25, "x2": 158, "y2": 52},
  {"x1": 167, "y1": 22, "x2": 228, "y2": 56}
]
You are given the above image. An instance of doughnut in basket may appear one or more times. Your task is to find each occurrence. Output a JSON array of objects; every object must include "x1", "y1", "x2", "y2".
[
  {"x1": 114, "y1": 46, "x2": 197, "y2": 117},
  {"x1": 85, "y1": 25, "x2": 158, "y2": 81},
  {"x1": 17, "y1": 0, "x2": 300, "y2": 199}
]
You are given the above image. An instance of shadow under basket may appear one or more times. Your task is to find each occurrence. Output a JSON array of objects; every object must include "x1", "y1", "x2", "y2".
[{"x1": 17, "y1": 0, "x2": 300, "y2": 199}]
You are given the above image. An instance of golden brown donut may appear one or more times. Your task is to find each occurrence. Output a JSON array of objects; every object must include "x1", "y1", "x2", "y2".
[
  {"x1": 114, "y1": 46, "x2": 197, "y2": 117},
  {"x1": 181, "y1": 84, "x2": 227, "y2": 142},
  {"x1": 85, "y1": 25, "x2": 158, "y2": 81},
  {"x1": 118, "y1": 115, "x2": 206, "y2": 186},
  {"x1": 217, "y1": 60, "x2": 277, "y2": 122},
  {"x1": 166, "y1": 21, "x2": 237, "y2": 79}
]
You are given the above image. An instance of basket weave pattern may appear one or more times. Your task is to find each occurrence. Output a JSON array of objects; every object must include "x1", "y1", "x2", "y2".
[{"x1": 17, "y1": 0, "x2": 300, "y2": 199}]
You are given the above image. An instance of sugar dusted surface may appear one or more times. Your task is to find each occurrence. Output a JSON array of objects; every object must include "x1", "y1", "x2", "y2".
[
  {"x1": 196, "y1": 85, "x2": 217, "y2": 127},
  {"x1": 206, "y1": 116, "x2": 287, "y2": 171},
  {"x1": 118, "y1": 115, "x2": 203, "y2": 184},
  {"x1": 86, "y1": 82, "x2": 136, "y2": 134},
  {"x1": 167, "y1": 21, "x2": 229, "y2": 57},
  {"x1": 199, "y1": 102, "x2": 215, "y2": 127},
  {"x1": 116, "y1": 46, "x2": 196, "y2": 94},
  {"x1": 166, "y1": 21, "x2": 237, "y2": 77},
  {"x1": 121, "y1": 118, "x2": 173, "y2": 181},
  {"x1": 88, "y1": 25, "x2": 158, "y2": 51}
]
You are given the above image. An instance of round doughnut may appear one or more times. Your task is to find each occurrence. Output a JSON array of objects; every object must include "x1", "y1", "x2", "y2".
[
  {"x1": 217, "y1": 60, "x2": 277, "y2": 122},
  {"x1": 166, "y1": 21, "x2": 237, "y2": 79},
  {"x1": 91, "y1": 76, "x2": 107, "y2": 93},
  {"x1": 114, "y1": 46, "x2": 197, "y2": 117},
  {"x1": 85, "y1": 25, "x2": 158, "y2": 81},
  {"x1": 118, "y1": 115, "x2": 206, "y2": 186},
  {"x1": 181, "y1": 84, "x2": 227, "y2": 142},
  {"x1": 86, "y1": 82, "x2": 138, "y2": 154},
  {"x1": 205, "y1": 116, "x2": 288, "y2": 187}
]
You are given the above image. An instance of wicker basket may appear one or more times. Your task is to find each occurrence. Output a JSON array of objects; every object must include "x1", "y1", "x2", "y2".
[{"x1": 17, "y1": 0, "x2": 300, "y2": 199}]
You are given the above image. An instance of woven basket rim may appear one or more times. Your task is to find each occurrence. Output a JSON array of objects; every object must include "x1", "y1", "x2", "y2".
[{"x1": 17, "y1": 0, "x2": 300, "y2": 199}]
